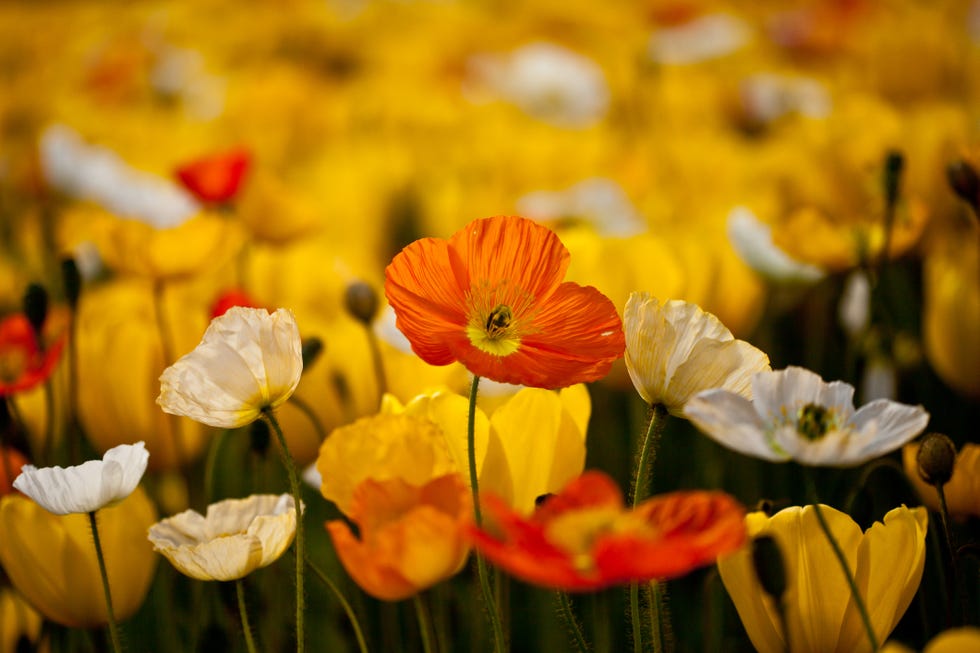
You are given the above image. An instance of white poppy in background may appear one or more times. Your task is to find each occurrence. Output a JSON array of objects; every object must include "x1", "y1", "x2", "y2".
[
  {"x1": 685, "y1": 366, "x2": 929, "y2": 466},
  {"x1": 148, "y1": 494, "x2": 296, "y2": 581},
  {"x1": 624, "y1": 292, "x2": 771, "y2": 415},
  {"x1": 647, "y1": 13, "x2": 751, "y2": 65},
  {"x1": 727, "y1": 207, "x2": 825, "y2": 284},
  {"x1": 157, "y1": 307, "x2": 303, "y2": 428},
  {"x1": 466, "y1": 42, "x2": 609, "y2": 128},
  {"x1": 13, "y1": 442, "x2": 149, "y2": 515},
  {"x1": 516, "y1": 178, "x2": 645, "y2": 237}
]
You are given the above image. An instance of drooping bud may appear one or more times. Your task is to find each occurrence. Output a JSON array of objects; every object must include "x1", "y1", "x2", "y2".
[
  {"x1": 344, "y1": 281, "x2": 379, "y2": 326},
  {"x1": 883, "y1": 150, "x2": 905, "y2": 209},
  {"x1": 751, "y1": 534, "x2": 787, "y2": 600},
  {"x1": 61, "y1": 257, "x2": 82, "y2": 311},
  {"x1": 21, "y1": 283, "x2": 47, "y2": 341},
  {"x1": 916, "y1": 432, "x2": 956, "y2": 486},
  {"x1": 947, "y1": 159, "x2": 980, "y2": 213},
  {"x1": 301, "y1": 337, "x2": 324, "y2": 370}
]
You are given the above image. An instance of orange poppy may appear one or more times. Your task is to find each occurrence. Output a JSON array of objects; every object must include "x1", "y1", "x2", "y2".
[
  {"x1": 175, "y1": 147, "x2": 251, "y2": 204},
  {"x1": 384, "y1": 216, "x2": 625, "y2": 388},
  {"x1": 468, "y1": 470, "x2": 746, "y2": 591},
  {"x1": 209, "y1": 288, "x2": 262, "y2": 319},
  {"x1": 0, "y1": 314, "x2": 64, "y2": 396}
]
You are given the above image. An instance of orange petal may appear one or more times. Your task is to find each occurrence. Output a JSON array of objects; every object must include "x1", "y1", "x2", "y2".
[{"x1": 175, "y1": 148, "x2": 251, "y2": 204}]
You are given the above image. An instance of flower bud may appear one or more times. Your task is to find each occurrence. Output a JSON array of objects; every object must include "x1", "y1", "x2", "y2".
[
  {"x1": 947, "y1": 160, "x2": 980, "y2": 212},
  {"x1": 61, "y1": 258, "x2": 82, "y2": 311},
  {"x1": 883, "y1": 150, "x2": 904, "y2": 209},
  {"x1": 344, "y1": 281, "x2": 379, "y2": 326},
  {"x1": 301, "y1": 337, "x2": 324, "y2": 369},
  {"x1": 916, "y1": 432, "x2": 956, "y2": 486},
  {"x1": 21, "y1": 283, "x2": 47, "y2": 340},
  {"x1": 751, "y1": 534, "x2": 787, "y2": 600}
]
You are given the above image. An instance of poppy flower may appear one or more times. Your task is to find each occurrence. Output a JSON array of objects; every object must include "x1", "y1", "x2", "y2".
[
  {"x1": 326, "y1": 474, "x2": 471, "y2": 601},
  {"x1": 903, "y1": 442, "x2": 980, "y2": 520},
  {"x1": 210, "y1": 288, "x2": 262, "y2": 319},
  {"x1": 174, "y1": 148, "x2": 251, "y2": 204},
  {"x1": 157, "y1": 307, "x2": 303, "y2": 429},
  {"x1": 0, "y1": 313, "x2": 65, "y2": 396},
  {"x1": 468, "y1": 470, "x2": 746, "y2": 591},
  {"x1": 718, "y1": 504, "x2": 928, "y2": 653},
  {"x1": 685, "y1": 366, "x2": 929, "y2": 467},
  {"x1": 0, "y1": 487, "x2": 158, "y2": 628},
  {"x1": 384, "y1": 215, "x2": 625, "y2": 388},
  {"x1": 623, "y1": 292, "x2": 770, "y2": 415},
  {"x1": 13, "y1": 442, "x2": 149, "y2": 515},
  {"x1": 148, "y1": 494, "x2": 297, "y2": 582}
]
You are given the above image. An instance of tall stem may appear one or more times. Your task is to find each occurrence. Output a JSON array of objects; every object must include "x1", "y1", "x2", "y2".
[
  {"x1": 805, "y1": 473, "x2": 879, "y2": 651},
  {"x1": 88, "y1": 511, "x2": 123, "y2": 653},
  {"x1": 414, "y1": 594, "x2": 436, "y2": 653},
  {"x1": 152, "y1": 280, "x2": 187, "y2": 468},
  {"x1": 467, "y1": 375, "x2": 505, "y2": 653},
  {"x1": 235, "y1": 580, "x2": 258, "y2": 653},
  {"x1": 630, "y1": 403, "x2": 669, "y2": 653},
  {"x1": 307, "y1": 555, "x2": 369, "y2": 653},
  {"x1": 933, "y1": 482, "x2": 962, "y2": 625},
  {"x1": 556, "y1": 591, "x2": 590, "y2": 653},
  {"x1": 263, "y1": 410, "x2": 305, "y2": 653}
]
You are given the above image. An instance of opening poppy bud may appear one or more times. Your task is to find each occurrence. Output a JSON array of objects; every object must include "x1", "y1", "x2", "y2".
[
  {"x1": 344, "y1": 281, "x2": 379, "y2": 326},
  {"x1": 21, "y1": 283, "x2": 47, "y2": 341},
  {"x1": 947, "y1": 160, "x2": 980, "y2": 212},
  {"x1": 249, "y1": 418, "x2": 271, "y2": 456},
  {"x1": 301, "y1": 337, "x2": 324, "y2": 370},
  {"x1": 916, "y1": 432, "x2": 956, "y2": 486},
  {"x1": 751, "y1": 534, "x2": 787, "y2": 600},
  {"x1": 883, "y1": 150, "x2": 904, "y2": 209},
  {"x1": 753, "y1": 499, "x2": 775, "y2": 516},
  {"x1": 61, "y1": 258, "x2": 82, "y2": 311}
]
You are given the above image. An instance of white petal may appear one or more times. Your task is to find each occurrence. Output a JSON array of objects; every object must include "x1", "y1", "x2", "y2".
[
  {"x1": 685, "y1": 390, "x2": 786, "y2": 461},
  {"x1": 727, "y1": 207, "x2": 825, "y2": 283},
  {"x1": 846, "y1": 400, "x2": 930, "y2": 462}
]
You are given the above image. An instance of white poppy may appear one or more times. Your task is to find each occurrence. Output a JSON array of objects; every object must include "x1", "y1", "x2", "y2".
[
  {"x1": 13, "y1": 442, "x2": 149, "y2": 515},
  {"x1": 685, "y1": 366, "x2": 929, "y2": 466},
  {"x1": 624, "y1": 292, "x2": 770, "y2": 415},
  {"x1": 727, "y1": 207, "x2": 825, "y2": 284},
  {"x1": 157, "y1": 307, "x2": 303, "y2": 429},
  {"x1": 148, "y1": 494, "x2": 296, "y2": 581}
]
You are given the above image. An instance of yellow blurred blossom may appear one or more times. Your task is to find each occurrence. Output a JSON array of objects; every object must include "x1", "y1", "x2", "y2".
[
  {"x1": 0, "y1": 486, "x2": 158, "y2": 628},
  {"x1": 903, "y1": 442, "x2": 980, "y2": 520},
  {"x1": 0, "y1": 587, "x2": 42, "y2": 653},
  {"x1": 718, "y1": 504, "x2": 928, "y2": 653}
]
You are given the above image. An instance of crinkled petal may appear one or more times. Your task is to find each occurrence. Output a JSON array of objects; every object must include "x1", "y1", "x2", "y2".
[
  {"x1": 846, "y1": 400, "x2": 929, "y2": 462},
  {"x1": 685, "y1": 390, "x2": 783, "y2": 461}
]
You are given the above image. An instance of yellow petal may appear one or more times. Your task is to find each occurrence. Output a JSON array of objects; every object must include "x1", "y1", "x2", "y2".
[{"x1": 837, "y1": 506, "x2": 928, "y2": 653}]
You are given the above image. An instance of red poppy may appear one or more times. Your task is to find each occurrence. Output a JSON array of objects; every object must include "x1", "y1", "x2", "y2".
[
  {"x1": 175, "y1": 148, "x2": 251, "y2": 204},
  {"x1": 384, "y1": 216, "x2": 624, "y2": 388},
  {"x1": 468, "y1": 471, "x2": 746, "y2": 591},
  {"x1": 0, "y1": 314, "x2": 64, "y2": 396},
  {"x1": 0, "y1": 447, "x2": 28, "y2": 496},
  {"x1": 210, "y1": 288, "x2": 262, "y2": 319}
]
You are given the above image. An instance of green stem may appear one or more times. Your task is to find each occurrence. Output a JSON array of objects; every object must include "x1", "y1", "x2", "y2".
[
  {"x1": 235, "y1": 579, "x2": 258, "y2": 653},
  {"x1": 202, "y1": 428, "x2": 231, "y2": 504},
  {"x1": 630, "y1": 403, "x2": 669, "y2": 653},
  {"x1": 364, "y1": 323, "x2": 389, "y2": 401},
  {"x1": 556, "y1": 591, "x2": 590, "y2": 653},
  {"x1": 263, "y1": 410, "x2": 305, "y2": 653},
  {"x1": 933, "y1": 482, "x2": 962, "y2": 626},
  {"x1": 39, "y1": 377, "x2": 56, "y2": 466},
  {"x1": 88, "y1": 511, "x2": 123, "y2": 653},
  {"x1": 307, "y1": 555, "x2": 369, "y2": 653},
  {"x1": 414, "y1": 594, "x2": 436, "y2": 653},
  {"x1": 805, "y1": 474, "x2": 879, "y2": 651},
  {"x1": 67, "y1": 310, "x2": 82, "y2": 465},
  {"x1": 153, "y1": 280, "x2": 187, "y2": 469},
  {"x1": 467, "y1": 375, "x2": 505, "y2": 653}
]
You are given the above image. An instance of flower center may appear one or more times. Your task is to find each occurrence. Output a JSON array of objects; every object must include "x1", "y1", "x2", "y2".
[
  {"x1": 466, "y1": 303, "x2": 522, "y2": 357},
  {"x1": 796, "y1": 403, "x2": 834, "y2": 440}
]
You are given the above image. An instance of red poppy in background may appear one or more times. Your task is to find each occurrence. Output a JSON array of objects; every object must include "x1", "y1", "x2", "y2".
[
  {"x1": 468, "y1": 471, "x2": 746, "y2": 591},
  {"x1": 210, "y1": 288, "x2": 262, "y2": 319},
  {"x1": 0, "y1": 314, "x2": 64, "y2": 396},
  {"x1": 175, "y1": 147, "x2": 251, "y2": 204},
  {"x1": 384, "y1": 215, "x2": 624, "y2": 388},
  {"x1": 0, "y1": 447, "x2": 28, "y2": 496}
]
